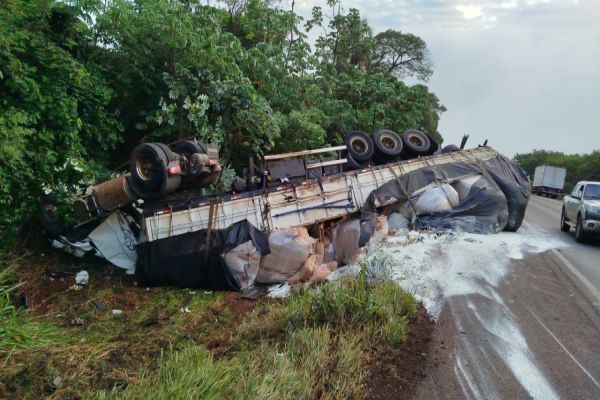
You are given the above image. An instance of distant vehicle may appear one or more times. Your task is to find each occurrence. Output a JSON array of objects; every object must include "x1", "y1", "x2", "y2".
[
  {"x1": 561, "y1": 181, "x2": 600, "y2": 242},
  {"x1": 532, "y1": 165, "x2": 566, "y2": 198}
]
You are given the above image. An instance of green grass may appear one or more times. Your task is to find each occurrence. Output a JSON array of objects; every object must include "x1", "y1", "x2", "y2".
[
  {"x1": 94, "y1": 266, "x2": 417, "y2": 400},
  {"x1": 1, "y1": 268, "x2": 61, "y2": 352},
  {"x1": 2, "y1": 257, "x2": 420, "y2": 400}
]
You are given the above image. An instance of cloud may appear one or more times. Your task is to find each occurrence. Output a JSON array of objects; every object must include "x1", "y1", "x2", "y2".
[
  {"x1": 288, "y1": 0, "x2": 600, "y2": 155},
  {"x1": 456, "y1": 4, "x2": 483, "y2": 19}
]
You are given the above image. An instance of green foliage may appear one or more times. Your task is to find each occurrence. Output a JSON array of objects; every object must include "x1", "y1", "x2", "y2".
[
  {"x1": 514, "y1": 150, "x2": 600, "y2": 193},
  {"x1": 372, "y1": 30, "x2": 433, "y2": 81},
  {"x1": 0, "y1": 0, "x2": 120, "y2": 245},
  {"x1": 1, "y1": 0, "x2": 445, "y2": 248}
]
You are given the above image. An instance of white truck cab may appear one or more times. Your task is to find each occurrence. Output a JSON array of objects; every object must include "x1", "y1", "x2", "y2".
[{"x1": 561, "y1": 181, "x2": 600, "y2": 242}]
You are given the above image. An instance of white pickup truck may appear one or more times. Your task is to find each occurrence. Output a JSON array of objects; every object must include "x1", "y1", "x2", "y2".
[{"x1": 561, "y1": 181, "x2": 600, "y2": 242}]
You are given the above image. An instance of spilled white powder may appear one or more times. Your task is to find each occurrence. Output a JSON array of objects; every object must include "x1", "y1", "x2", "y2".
[
  {"x1": 375, "y1": 222, "x2": 568, "y2": 318},
  {"x1": 372, "y1": 222, "x2": 568, "y2": 400}
]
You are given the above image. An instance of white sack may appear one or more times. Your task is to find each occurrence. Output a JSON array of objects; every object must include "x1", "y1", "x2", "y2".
[
  {"x1": 452, "y1": 175, "x2": 483, "y2": 201},
  {"x1": 414, "y1": 184, "x2": 459, "y2": 214},
  {"x1": 367, "y1": 215, "x2": 388, "y2": 254},
  {"x1": 223, "y1": 240, "x2": 261, "y2": 290},
  {"x1": 333, "y1": 219, "x2": 361, "y2": 265},
  {"x1": 256, "y1": 227, "x2": 313, "y2": 284},
  {"x1": 388, "y1": 212, "x2": 410, "y2": 231}
]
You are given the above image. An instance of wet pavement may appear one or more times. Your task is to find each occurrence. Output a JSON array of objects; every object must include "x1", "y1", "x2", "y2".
[{"x1": 410, "y1": 196, "x2": 600, "y2": 399}]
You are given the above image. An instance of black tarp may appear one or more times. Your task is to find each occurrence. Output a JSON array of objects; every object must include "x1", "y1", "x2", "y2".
[
  {"x1": 359, "y1": 152, "x2": 530, "y2": 244},
  {"x1": 136, "y1": 220, "x2": 269, "y2": 290}
]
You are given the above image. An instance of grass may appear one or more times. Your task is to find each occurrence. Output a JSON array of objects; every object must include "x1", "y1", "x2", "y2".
[
  {"x1": 1, "y1": 268, "x2": 60, "y2": 352},
  {"x1": 1, "y1": 254, "x2": 422, "y2": 399}
]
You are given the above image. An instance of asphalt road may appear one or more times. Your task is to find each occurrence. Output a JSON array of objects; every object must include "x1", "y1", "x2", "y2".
[
  {"x1": 525, "y1": 194, "x2": 600, "y2": 290},
  {"x1": 412, "y1": 195, "x2": 600, "y2": 400}
]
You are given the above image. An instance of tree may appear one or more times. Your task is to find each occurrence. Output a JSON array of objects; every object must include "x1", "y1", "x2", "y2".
[
  {"x1": 307, "y1": 3, "x2": 373, "y2": 74},
  {"x1": 0, "y1": 0, "x2": 120, "y2": 245},
  {"x1": 372, "y1": 30, "x2": 432, "y2": 81}
]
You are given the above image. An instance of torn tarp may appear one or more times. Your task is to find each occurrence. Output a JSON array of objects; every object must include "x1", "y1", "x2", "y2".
[
  {"x1": 136, "y1": 220, "x2": 269, "y2": 290},
  {"x1": 360, "y1": 153, "x2": 530, "y2": 240},
  {"x1": 89, "y1": 211, "x2": 138, "y2": 274}
]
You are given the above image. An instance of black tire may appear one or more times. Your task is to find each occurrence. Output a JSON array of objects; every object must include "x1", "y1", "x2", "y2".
[
  {"x1": 173, "y1": 140, "x2": 206, "y2": 156},
  {"x1": 425, "y1": 132, "x2": 440, "y2": 155},
  {"x1": 373, "y1": 129, "x2": 403, "y2": 161},
  {"x1": 560, "y1": 208, "x2": 570, "y2": 232},
  {"x1": 442, "y1": 144, "x2": 460, "y2": 154},
  {"x1": 402, "y1": 129, "x2": 431, "y2": 158},
  {"x1": 174, "y1": 140, "x2": 206, "y2": 184},
  {"x1": 154, "y1": 142, "x2": 178, "y2": 162},
  {"x1": 129, "y1": 143, "x2": 169, "y2": 192},
  {"x1": 345, "y1": 152, "x2": 365, "y2": 170},
  {"x1": 575, "y1": 215, "x2": 586, "y2": 243},
  {"x1": 231, "y1": 177, "x2": 247, "y2": 192},
  {"x1": 128, "y1": 173, "x2": 181, "y2": 200},
  {"x1": 344, "y1": 131, "x2": 374, "y2": 162}
]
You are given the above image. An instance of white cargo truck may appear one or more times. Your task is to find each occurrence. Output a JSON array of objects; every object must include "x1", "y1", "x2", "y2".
[{"x1": 532, "y1": 165, "x2": 566, "y2": 198}]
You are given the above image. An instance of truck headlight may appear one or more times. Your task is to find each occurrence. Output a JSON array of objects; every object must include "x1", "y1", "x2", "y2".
[{"x1": 589, "y1": 206, "x2": 600, "y2": 214}]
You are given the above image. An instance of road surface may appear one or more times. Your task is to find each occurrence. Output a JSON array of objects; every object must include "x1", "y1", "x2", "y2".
[
  {"x1": 410, "y1": 195, "x2": 600, "y2": 400},
  {"x1": 525, "y1": 194, "x2": 600, "y2": 290}
]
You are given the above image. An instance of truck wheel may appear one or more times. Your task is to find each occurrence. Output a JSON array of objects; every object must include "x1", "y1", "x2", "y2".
[
  {"x1": 129, "y1": 143, "x2": 169, "y2": 192},
  {"x1": 560, "y1": 208, "x2": 570, "y2": 232},
  {"x1": 373, "y1": 130, "x2": 403, "y2": 161},
  {"x1": 155, "y1": 142, "x2": 178, "y2": 162},
  {"x1": 441, "y1": 144, "x2": 460, "y2": 154},
  {"x1": 174, "y1": 140, "x2": 206, "y2": 184},
  {"x1": 402, "y1": 129, "x2": 431, "y2": 158},
  {"x1": 344, "y1": 131, "x2": 374, "y2": 162},
  {"x1": 173, "y1": 140, "x2": 206, "y2": 156},
  {"x1": 231, "y1": 177, "x2": 247, "y2": 192},
  {"x1": 575, "y1": 215, "x2": 587, "y2": 243},
  {"x1": 345, "y1": 152, "x2": 365, "y2": 170}
]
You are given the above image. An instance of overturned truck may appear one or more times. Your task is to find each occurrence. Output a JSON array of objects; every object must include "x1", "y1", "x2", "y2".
[{"x1": 59, "y1": 132, "x2": 531, "y2": 290}]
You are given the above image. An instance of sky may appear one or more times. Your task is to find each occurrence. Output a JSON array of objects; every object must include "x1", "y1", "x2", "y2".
[{"x1": 287, "y1": 0, "x2": 600, "y2": 157}]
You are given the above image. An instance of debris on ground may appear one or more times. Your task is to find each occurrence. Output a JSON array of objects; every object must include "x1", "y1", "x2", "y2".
[{"x1": 75, "y1": 270, "x2": 89, "y2": 285}]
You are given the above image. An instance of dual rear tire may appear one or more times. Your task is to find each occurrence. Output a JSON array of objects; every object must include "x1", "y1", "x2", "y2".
[{"x1": 128, "y1": 143, "x2": 181, "y2": 200}]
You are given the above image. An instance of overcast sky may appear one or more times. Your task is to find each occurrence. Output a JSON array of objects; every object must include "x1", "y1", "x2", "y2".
[{"x1": 289, "y1": 0, "x2": 600, "y2": 157}]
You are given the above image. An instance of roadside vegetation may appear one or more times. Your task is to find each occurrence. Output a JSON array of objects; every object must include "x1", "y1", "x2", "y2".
[
  {"x1": 0, "y1": 0, "x2": 444, "y2": 248},
  {"x1": 514, "y1": 150, "x2": 600, "y2": 193},
  {"x1": 1, "y1": 2, "x2": 438, "y2": 396},
  {"x1": 0, "y1": 253, "x2": 429, "y2": 399}
]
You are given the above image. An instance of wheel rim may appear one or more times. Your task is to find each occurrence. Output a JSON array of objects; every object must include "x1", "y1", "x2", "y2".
[
  {"x1": 351, "y1": 137, "x2": 367, "y2": 154},
  {"x1": 136, "y1": 153, "x2": 156, "y2": 181},
  {"x1": 576, "y1": 219, "x2": 581, "y2": 236},
  {"x1": 381, "y1": 135, "x2": 396, "y2": 150},
  {"x1": 409, "y1": 134, "x2": 423, "y2": 147}
]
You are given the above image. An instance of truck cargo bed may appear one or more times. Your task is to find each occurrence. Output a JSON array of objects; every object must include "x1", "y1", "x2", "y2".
[{"x1": 142, "y1": 146, "x2": 500, "y2": 242}]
